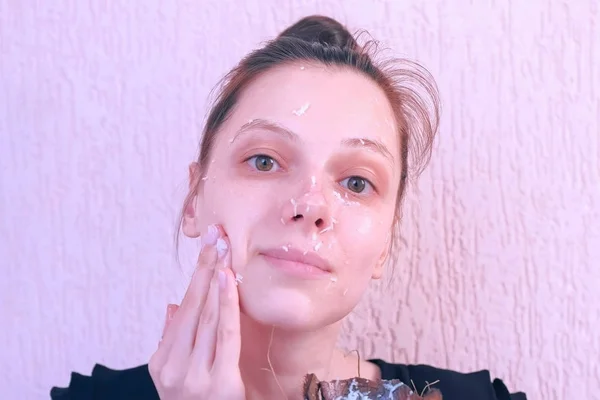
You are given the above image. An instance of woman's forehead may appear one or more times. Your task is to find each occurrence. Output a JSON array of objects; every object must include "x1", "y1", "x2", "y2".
[{"x1": 227, "y1": 63, "x2": 399, "y2": 149}]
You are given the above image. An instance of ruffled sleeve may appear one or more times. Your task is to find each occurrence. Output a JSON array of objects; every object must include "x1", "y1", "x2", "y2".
[{"x1": 50, "y1": 364, "x2": 159, "y2": 400}]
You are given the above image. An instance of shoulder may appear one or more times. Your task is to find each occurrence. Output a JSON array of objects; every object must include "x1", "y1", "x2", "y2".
[
  {"x1": 50, "y1": 364, "x2": 158, "y2": 400},
  {"x1": 368, "y1": 359, "x2": 527, "y2": 400}
]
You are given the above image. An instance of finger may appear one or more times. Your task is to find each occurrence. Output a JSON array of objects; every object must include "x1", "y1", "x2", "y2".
[
  {"x1": 189, "y1": 268, "x2": 220, "y2": 371},
  {"x1": 151, "y1": 253, "x2": 215, "y2": 370},
  {"x1": 161, "y1": 245, "x2": 216, "y2": 347},
  {"x1": 211, "y1": 267, "x2": 242, "y2": 376},
  {"x1": 165, "y1": 223, "x2": 222, "y2": 341},
  {"x1": 189, "y1": 235, "x2": 230, "y2": 370},
  {"x1": 175, "y1": 224, "x2": 229, "y2": 315},
  {"x1": 158, "y1": 225, "x2": 221, "y2": 368},
  {"x1": 179, "y1": 224, "x2": 222, "y2": 310},
  {"x1": 149, "y1": 303, "x2": 180, "y2": 388}
]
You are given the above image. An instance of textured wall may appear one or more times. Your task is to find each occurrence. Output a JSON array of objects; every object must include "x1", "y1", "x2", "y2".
[{"x1": 1, "y1": 1, "x2": 599, "y2": 399}]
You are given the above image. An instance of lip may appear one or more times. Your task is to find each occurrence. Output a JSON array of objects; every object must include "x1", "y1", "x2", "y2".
[{"x1": 260, "y1": 246, "x2": 332, "y2": 278}]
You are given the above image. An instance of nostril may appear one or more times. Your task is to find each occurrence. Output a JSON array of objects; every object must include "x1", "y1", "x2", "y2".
[
  {"x1": 293, "y1": 214, "x2": 303, "y2": 221},
  {"x1": 314, "y1": 218, "x2": 324, "y2": 228}
]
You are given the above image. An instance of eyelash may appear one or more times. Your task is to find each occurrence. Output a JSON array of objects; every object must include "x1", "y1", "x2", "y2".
[{"x1": 244, "y1": 154, "x2": 377, "y2": 195}]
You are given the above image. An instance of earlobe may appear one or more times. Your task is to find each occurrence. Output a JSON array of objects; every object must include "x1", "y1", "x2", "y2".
[
  {"x1": 371, "y1": 250, "x2": 387, "y2": 280},
  {"x1": 372, "y1": 234, "x2": 393, "y2": 280},
  {"x1": 182, "y1": 162, "x2": 204, "y2": 238}
]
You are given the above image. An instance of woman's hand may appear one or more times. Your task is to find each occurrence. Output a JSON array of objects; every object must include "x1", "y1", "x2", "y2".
[{"x1": 149, "y1": 225, "x2": 245, "y2": 399}]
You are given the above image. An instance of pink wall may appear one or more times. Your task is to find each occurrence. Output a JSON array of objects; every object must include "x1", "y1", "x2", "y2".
[{"x1": 1, "y1": 1, "x2": 599, "y2": 398}]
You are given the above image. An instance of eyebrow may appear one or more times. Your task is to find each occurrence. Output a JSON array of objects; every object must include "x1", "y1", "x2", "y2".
[
  {"x1": 231, "y1": 118, "x2": 394, "y2": 164},
  {"x1": 340, "y1": 137, "x2": 394, "y2": 164},
  {"x1": 232, "y1": 118, "x2": 299, "y2": 143}
]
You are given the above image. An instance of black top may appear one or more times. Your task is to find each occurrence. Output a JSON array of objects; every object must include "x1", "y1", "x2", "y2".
[{"x1": 50, "y1": 359, "x2": 527, "y2": 400}]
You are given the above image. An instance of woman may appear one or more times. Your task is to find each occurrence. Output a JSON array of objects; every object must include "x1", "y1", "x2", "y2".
[{"x1": 51, "y1": 15, "x2": 526, "y2": 400}]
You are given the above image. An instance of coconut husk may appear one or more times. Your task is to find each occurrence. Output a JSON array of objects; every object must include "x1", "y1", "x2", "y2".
[{"x1": 302, "y1": 373, "x2": 442, "y2": 400}]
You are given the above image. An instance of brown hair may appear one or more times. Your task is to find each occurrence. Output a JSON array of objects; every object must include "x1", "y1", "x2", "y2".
[{"x1": 179, "y1": 15, "x2": 440, "y2": 264}]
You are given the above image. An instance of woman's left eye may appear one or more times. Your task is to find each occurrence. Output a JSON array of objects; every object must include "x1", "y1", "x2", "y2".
[
  {"x1": 246, "y1": 154, "x2": 281, "y2": 172},
  {"x1": 340, "y1": 176, "x2": 374, "y2": 194}
]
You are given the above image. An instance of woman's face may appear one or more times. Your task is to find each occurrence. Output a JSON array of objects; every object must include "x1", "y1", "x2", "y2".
[{"x1": 185, "y1": 63, "x2": 401, "y2": 330}]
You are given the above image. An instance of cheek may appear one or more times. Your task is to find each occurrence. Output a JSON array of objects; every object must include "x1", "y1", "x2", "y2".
[
  {"x1": 201, "y1": 178, "x2": 271, "y2": 268},
  {"x1": 334, "y1": 207, "x2": 389, "y2": 272}
]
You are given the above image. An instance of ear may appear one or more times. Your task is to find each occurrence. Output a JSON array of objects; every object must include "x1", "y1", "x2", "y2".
[
  {"x1": 371, "y1": 248, "x2": 387, "y2": 280},
  {"x1": 182, "y1": 162, "x2": 204, "y2": 238},
  {"x1": 371, "y1": 233, "x2": 392, "y2": 280}
]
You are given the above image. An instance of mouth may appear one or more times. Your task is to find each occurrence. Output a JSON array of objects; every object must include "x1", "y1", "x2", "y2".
[{"x1": 260, "y1": 246, "x2": 332, "y2": 278}]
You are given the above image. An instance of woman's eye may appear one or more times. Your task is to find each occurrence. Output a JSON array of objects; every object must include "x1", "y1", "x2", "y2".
[
  {"x1": 246, "y1": 155, "x2": 280, "y2": 172},
  {"x1": 340, "y1": 176, "x2": 372, "y2": 194}
]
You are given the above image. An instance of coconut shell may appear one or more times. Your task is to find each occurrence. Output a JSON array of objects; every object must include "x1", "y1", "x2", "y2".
[{"x1": 302, "y1": 373, "x2": 442, "y2": 400}]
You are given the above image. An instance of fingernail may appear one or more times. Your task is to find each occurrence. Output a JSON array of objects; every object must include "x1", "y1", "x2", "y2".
[
  {"x1": 200, "y1": 224, "x2": 219, "y2": 249},
  {"x1": 216, "y1": 237, "x2": 228, "y2": 260},
  {"x1": 218, "y1": 269, "x2": 227, "y2": 290}
]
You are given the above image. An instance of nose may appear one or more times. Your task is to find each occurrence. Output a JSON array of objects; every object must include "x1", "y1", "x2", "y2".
[{"x1": 281, "y1": 191, "x2": 333, "y2": 232}]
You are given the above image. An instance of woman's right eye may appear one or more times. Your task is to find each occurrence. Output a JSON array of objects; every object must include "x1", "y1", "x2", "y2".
[{"x1": 245, "y1": 155, "x2": 281, "y2": 172}]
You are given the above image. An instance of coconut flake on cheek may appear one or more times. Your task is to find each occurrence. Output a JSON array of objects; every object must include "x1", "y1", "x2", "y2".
[{"x1": 234, "y1": 272, "x2": 243, "y2": 285}]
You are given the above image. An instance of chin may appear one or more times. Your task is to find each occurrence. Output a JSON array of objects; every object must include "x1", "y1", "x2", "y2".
[{"x1": 238, "y1": 284, "x2": 349, "y2": 331}]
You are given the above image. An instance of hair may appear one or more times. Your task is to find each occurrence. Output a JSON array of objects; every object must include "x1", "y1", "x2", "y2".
[{"x1": 178, "y1": 15, "x2": 440, "y2": 265}]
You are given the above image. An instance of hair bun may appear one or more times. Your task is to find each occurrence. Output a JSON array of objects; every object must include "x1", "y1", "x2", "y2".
[{"x1": 277, "y1": 15, "x2": 359, "y2": 50}]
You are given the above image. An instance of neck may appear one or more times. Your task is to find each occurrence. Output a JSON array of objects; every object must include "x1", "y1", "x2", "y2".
[{"x1": 238, "y1": 313, "x2": 345, "y2": 400}]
